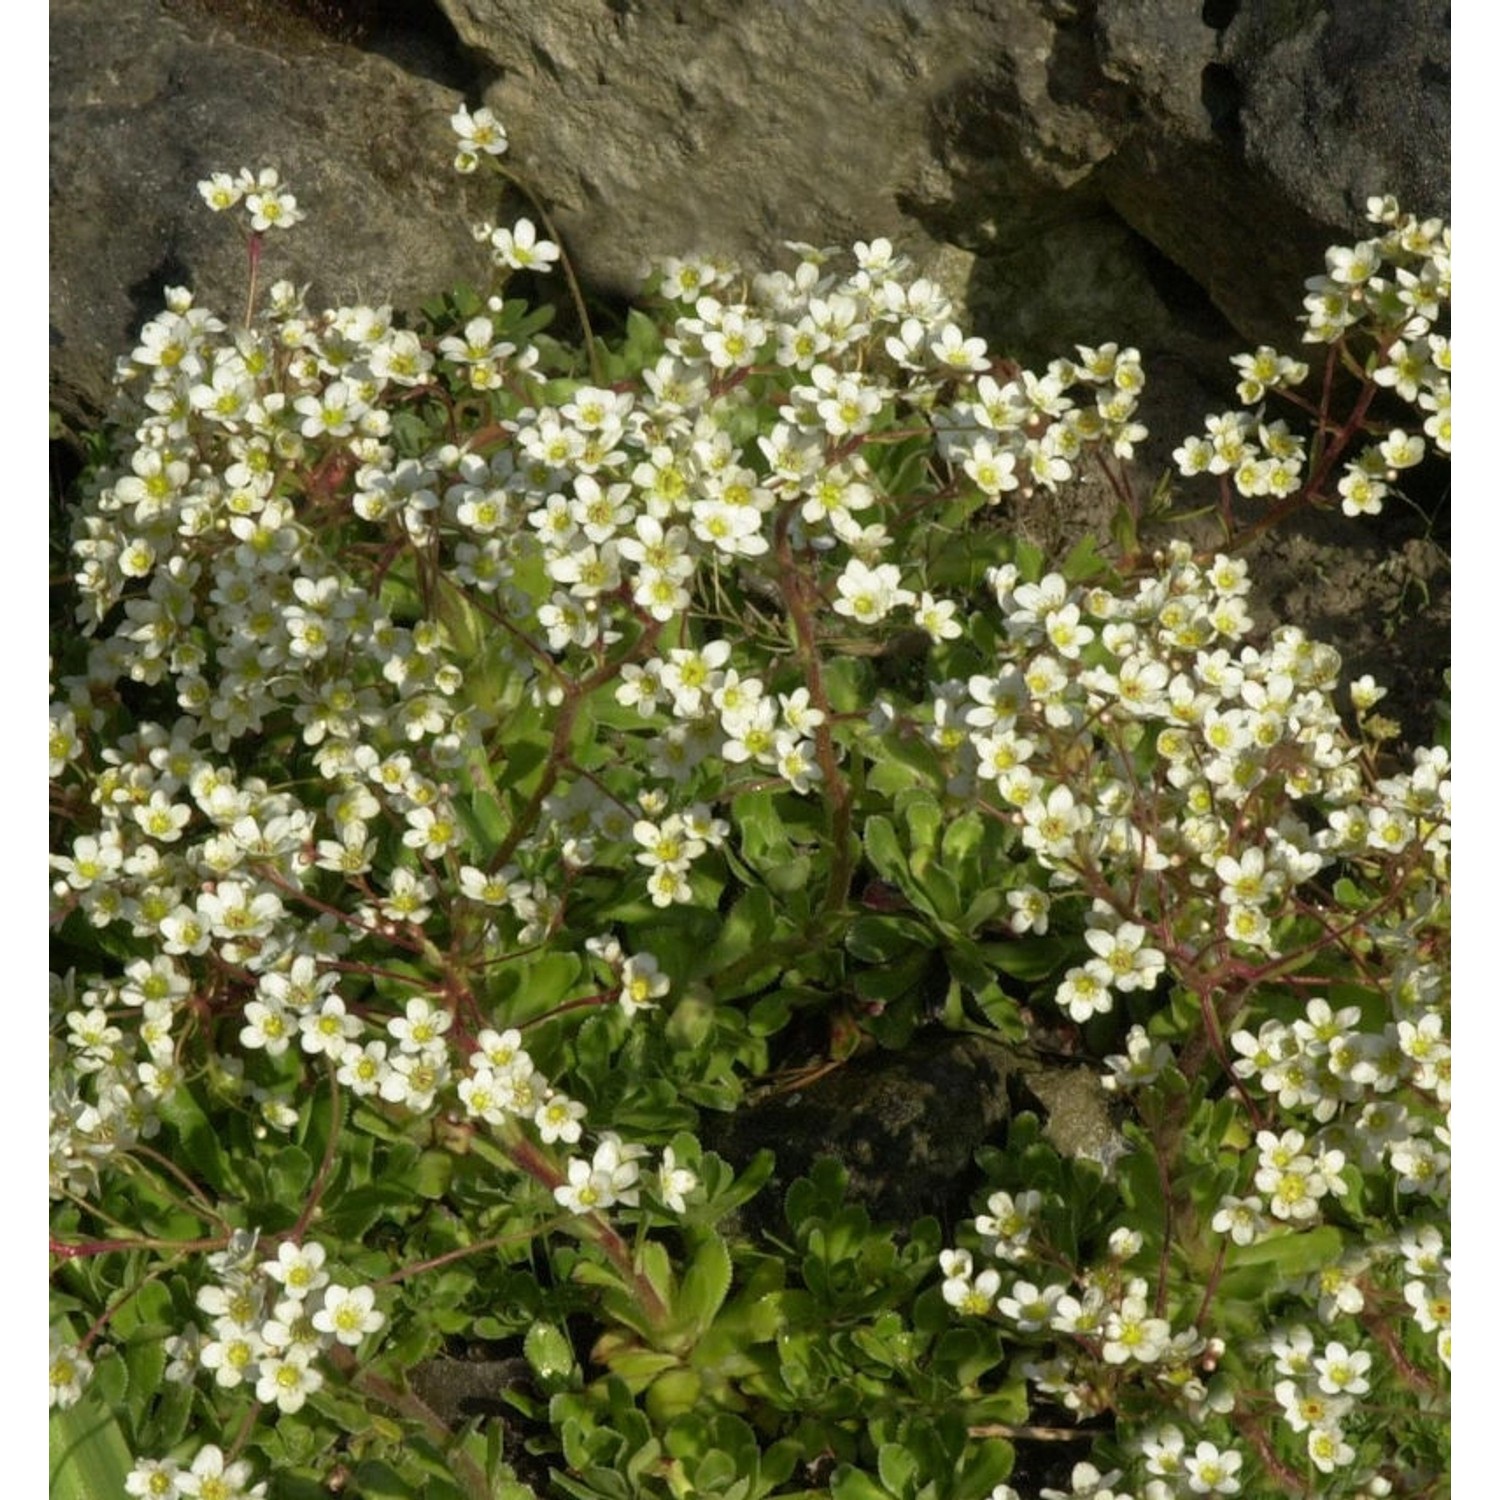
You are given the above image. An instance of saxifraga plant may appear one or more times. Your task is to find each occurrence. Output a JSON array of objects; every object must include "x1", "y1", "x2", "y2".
[{"x1": 50, "y1": 107, "x2": 1448, "y2": 1500}]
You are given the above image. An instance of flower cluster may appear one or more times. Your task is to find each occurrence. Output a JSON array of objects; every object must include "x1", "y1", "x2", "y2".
[
  {"x1": 933, "y1": 548, "x2": 1447, "y2": 1491},
  {"x1": 98, "y1": 1231, "x2": 384, "y2": 1445},
  {"x1": 50, "y1": 114, "x2": 1447, "y2": 1497},
  {"x1": 1174, "y1": 197, "x2": 1449, "y2": 517},
  {"x1": 913, "y1": 222, "x2": 1448, "y2": 1487},
  {"x1": 125, "y1": 1443, "x2": 266, "y2": 1499},
  {"x1": 197, "y1": 167, "x2": 305, "y2": 232}
]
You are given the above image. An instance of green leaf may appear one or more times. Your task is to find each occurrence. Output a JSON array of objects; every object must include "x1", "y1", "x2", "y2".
[
  {"x1": 1117, "y1": 1127, "x2": 1166, "y2": 1221},
  {"x1": 822, "y1": 656, "x2": 876, "y2": 715},
  {"x1": 1075, "y1": 516, "x2": 1120, "y2": 574},
  {"x1": 157, "y1": 1084, "x2": 237, "y2": 1195},
  {"x1": 961, "y1": 1380, "x2": 1030, "y2": 1430},
  {"x1": 785, "y1": 1157, "x2": 852, "y2": 1232},
  {"x1": 687, "y1": 1149, "x2": 775, "y2": 1230},
  {"x1": 496, "y1": 951, "x2": 585, "y2": 1025},
  {"x1": 524, "y1": 1322, "x2": 577, "y2": 1385},
  {"x1": 846, "y1": 913, "x2": 931, "y2": 963},
  {"x1": 830, "y1": 1467, "x2": 896, "y2": 1500},
  {"x1": 954, "y1": 1438, "x2": 1016, "y2": 1499},
  {"x1": 320, "y1": 1180, "x2": 413, "y2": 1239},
  {"x1": 410, "y1": 1149, "x2": 455, "y2": 1200},
  {"x1": 91, "y1": 1350, "x2": 127, "y2": 1409},
  {"x1": 910, "y1": 861, "x2": 961, "y2": 925},
  {"x1": 961, "y1": 886, "x2": 1007, "y2": 930},
  {"x1": 688, "y1": 1449, "x2": 740, "y2": 1493},
  {"x1": 700, "y1": 886, "x2": 775, "y2": 981},
  {"x1": 897, "y1": 789, "x2": 944, "y2": 860},
  {"x1": 852, "y1": 948, "x2": 932, "y2": 1004},
  {"x1": 763, "y1": 853, "x2": 811, "y2": 896},
  {"x1": 598, "y1": 307, "x2": 666, "y2": 380},
  {"x1": 598, "y1": 1343, "x2": 681, "y2": 1390},
  {"x1": 645, "y1": 1367, "x2": 703, "y2": 1422},
  {"x1": 943, "y1": 941, "x2": 994, "y2": 994},
  {"x1": 267, "y1": 1144, "x2": 314, "y2": 1205},
  {"x1": 978, "y1": 936, "x2": 1070, "y2": 982},
  {"x1": 1227, "y1": 1225, "x2": 1344, "y2": 1275},
  {"x1": 123, "y1": 1337, "x2": 165, "y2": 1434},
  {"x1": 675, "y1": 1233, "x2": 733, "y2": 1340},
  {"x1": 732, "y1": 790, "x2": 814, "y2": 895},
  {"x1": 932, "y1": 1327, "x2": 1004, "y2": 1386},
  {"x1": 969, "y1": 980, "x2": 1026, "y2": 1039},
  {"x1": 940, "y1": 809, "x2": 988, "y2": 879},
  {"x1": 639, "y1": 1239, "x2": 678, "y2": 1312},
  {"x1": 50, "y1": 1391, "x2": 134, "y2": 1500},
  {"x1": 927, "y1": 523, "x2": 1014, "y2": 593},
  {"x1": 453, "y1": 786, "x2": 508, "y2": 860},
  {"x1": 734, "y1": 789, "x2": 790, "y2": 865},
  {"x1": 107, "y1": 1279, "x2": 173, "y2": 1340},
  {"x1": 352, "y1": 1459, "x2": 423, "y2": 1498},
  {"x1": 390, "y1": 408, "x2": 436, "y2": 458},
  {"x1": 747, "y1": 991, "x2": 791, "y2": 1036},
  {"x1": 866, "y1": 431, "x2": 937, "y2": 497},
  {"x1": 1012, "y1": 538, "x2": 1046, "y2": 583},
  {"x1": 877, "y1": 1442, "x2": 920, "y2": 1496},
  {"x1": 865, "y1": 728, "x2": 944, "y2": 796},
  {"x1": 862, "y1": 815, "x2": 909, "y2": 886},
  {"x1": 549, "y1": 1472, "x2": 629, "y2": 1500},
  {"x1": 507, "y1": 299, "x2": 557, "y2": 341}
]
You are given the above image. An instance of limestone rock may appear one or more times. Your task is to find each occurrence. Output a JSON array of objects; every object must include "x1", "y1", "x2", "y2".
[
  {"x1": 49, "y1": 0, "x2": 492, "y2": 428},
  {"x1": 50, "y1": 0, "x2": 1448, "y2": 735},
  {"x1": 1229, "y1": 0, "x2": 1449, "y2": 234},
  {"x1": 52, "y1": 0, "x2": 1448, "y2": 424},
  {"x1": 1091, "y1": 0, "x2": 1450, "y2": 352}
]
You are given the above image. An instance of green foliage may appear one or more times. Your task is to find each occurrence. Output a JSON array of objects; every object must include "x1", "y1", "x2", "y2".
[{"x1": 49, "y1": 121, "x2": 1448, "y2": 1500}]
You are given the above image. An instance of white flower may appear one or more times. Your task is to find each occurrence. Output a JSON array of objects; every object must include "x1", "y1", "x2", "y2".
[
  {"x1": 263, "y1": 1240, "x2": 328, "y2": 1301},
  {"x1": 914, "y1": 591, "x2": 963, "y2": 642},
  {"x1": 554, "y1": 1157, "x2": 617, "y2": 1214},
  {"x1": 832, "y1": 559, "x2": 914, "y2": 625},
  {"x1": 126, "y1": 1458, "x2": 184, "y2": 1498},
  {"x1": 490, "y1": 218, "x2": 560, "y2": 272},
  {"x1": 49, "y1": 1331, "x2": 93, "y2": 1409},
  {"x1": 254, "y1": 1350, "x2": 322, "y2": 1414},
  {"x1": 311, "y1": 1284, "x2": 386, "y2": 1347},
  {"x1": 451, "y1": 104, "x2": 508, "y2": 160},
  {"x1": 620, "y1": 952, "x2": 670, "y2": 1016},
  {"x1": 1101, "y1": 1294, "x2": 1170, "y2": 1364},
  {"x1": 657, "y1": 1147, "x2": 698, "y2": 1212},
  {"x1": 1183, "y1": 1440, "x2": 1242, "y2": 1494}
]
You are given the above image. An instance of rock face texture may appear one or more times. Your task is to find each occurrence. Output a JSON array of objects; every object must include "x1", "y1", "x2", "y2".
[
  {"x1": 52, "y1": 0, "x2": 1449, "y2": 425},
  {"x1": 50, "y1": 0, "x2": 1450, "y2": 778},
  {"x1": 700, "y1": 1032, "x2": 1019, "y2": 1241},
  {"x1": 49, "y1": 0, "x2": 493, "y2": 429}
]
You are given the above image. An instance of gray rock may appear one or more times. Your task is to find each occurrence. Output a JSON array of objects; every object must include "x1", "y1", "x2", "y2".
[
  {"x1": 699, "y1": 1031, "x2": 1017, "y2": 1239},
  {"x1": 441, "y1": 0, "x2": 1004, "y2": 292},
  {"x1": 49, "y1": 0, "x2": 492, "y2": 428},
  {"x1": 696, "y1": 1031, "x2": 1128, "y2": 1244},
  {"x1": 1014, "y1": 1060, "x2": 1126, "y2": 1173},
  {"x1": 52, "y1": 0, "x2": 1447, "y2": 425},
  {"x1": 406, "y1": 1355, "x2": 531, "y2": 1425},
  {"x1": 1229, "y1": 0, "x2": 1450, "y2": 233},
  {"x1": 1090, "y1": 0, "x2": 1450, "y2": 353}
]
